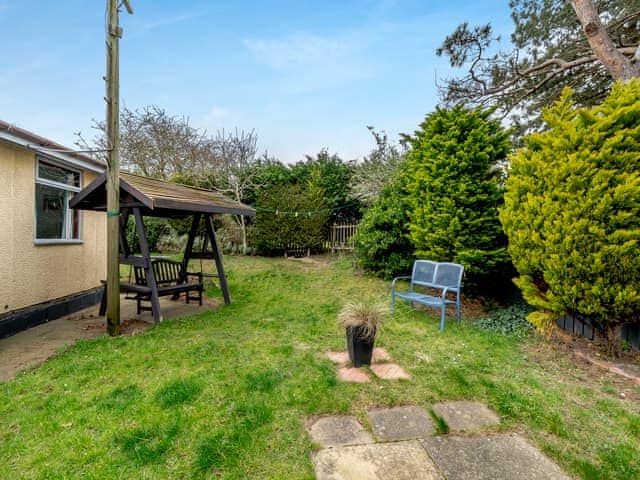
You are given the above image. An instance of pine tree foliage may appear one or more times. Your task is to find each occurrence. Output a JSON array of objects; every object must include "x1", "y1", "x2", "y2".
[
  {"x1": 354, "y1": 172, "x2": 414, "y2": 280},
  {"x1": 437, "y1": 0, "x2": 639, "y2": 132},
  {"x1": 405, "y1": 106, "x2": 512, "y2": 294},
  {"x1": 500, "y1": 79, "x2": 640, "y2": 342}
]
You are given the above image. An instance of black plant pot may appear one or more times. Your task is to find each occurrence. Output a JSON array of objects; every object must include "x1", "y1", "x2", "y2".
[{"x1": 346, "y1": 326, "x2": 376, "y2": 367}]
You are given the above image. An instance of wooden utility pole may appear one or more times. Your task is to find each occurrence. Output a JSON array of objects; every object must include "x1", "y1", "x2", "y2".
[{"x1": 105, "y1": 0, "x2": 133, "y2": 336}]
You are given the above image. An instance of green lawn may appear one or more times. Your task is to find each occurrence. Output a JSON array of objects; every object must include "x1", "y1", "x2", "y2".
[{"x1": 1, "y1": 256, "x2": 639, "y2": 479}]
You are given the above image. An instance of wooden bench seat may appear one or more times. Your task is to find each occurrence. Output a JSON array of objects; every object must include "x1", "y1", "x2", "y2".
[
  {"x1": 133, "y1": 259, "x2": 203, "y2": 314},
  {"x1": 99, "y1": 259, "x2": 204, "y2": 317},
  {"x1": 391, "y1": 260, "x2": 464, "y2": 332}
]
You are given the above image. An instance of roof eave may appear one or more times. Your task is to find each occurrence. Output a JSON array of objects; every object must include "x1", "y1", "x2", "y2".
[
  {"x1": 153, "y1": 198, "x2": 256, "y2": 216},
  {"x1": 0, "y1": 122, "x2": 105, "y2": 173}
]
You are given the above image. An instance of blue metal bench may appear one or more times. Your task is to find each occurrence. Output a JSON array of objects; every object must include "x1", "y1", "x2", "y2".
[{"x1": 391, "y1": 260, "x2": 464, "y2": 332}]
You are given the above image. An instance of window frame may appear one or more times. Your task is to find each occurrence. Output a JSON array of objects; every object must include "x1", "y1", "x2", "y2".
[{"x1": 34, "y1": 157, "x2": 84, "y2": 245}]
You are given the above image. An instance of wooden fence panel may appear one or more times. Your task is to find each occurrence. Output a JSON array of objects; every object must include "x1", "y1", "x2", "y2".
[
  {"x1": 219, "y1": 222, "x2": 360, "y2": 255},
  {"x1": 326, "y1": 223, "x2": 358, "y2": 252}
]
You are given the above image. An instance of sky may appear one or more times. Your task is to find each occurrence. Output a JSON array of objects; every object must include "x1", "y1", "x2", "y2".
[{"x1": 0, "y1": 0, "x2": 513, "y2": 164}]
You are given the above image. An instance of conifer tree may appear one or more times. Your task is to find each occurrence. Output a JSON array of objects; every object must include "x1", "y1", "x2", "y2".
[
  {"x1": 500, "y1": 79, "x2": 640, "y2": 354},
  {"x1": 405, "y1": 106, "x2": 512, "y2": 295}
]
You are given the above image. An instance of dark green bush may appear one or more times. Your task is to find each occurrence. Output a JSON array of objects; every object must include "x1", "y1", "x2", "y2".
[
  {"x1": 125, "y1": 216, "x2": 171, "y2": 253},
  {"x1": 254, "y1": 179, "x2": 329, "y2": 256},
  {"x1": 354, "y1": 174, "x2": 414, "y2": 279}
]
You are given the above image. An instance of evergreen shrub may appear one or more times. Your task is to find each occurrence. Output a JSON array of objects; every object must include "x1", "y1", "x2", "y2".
[
  {"x1": 254, "y1": 179, "x2": 329, "y2": 256},
  {"x1": 405, "y1": 106, "x2": 513, "y2": 296},
  {"x1": 354, "y1": 173, "x2": 414, "y2": 279},
  {"x1": 500, "y1": 80, "x2": 640, "y2": 352}
]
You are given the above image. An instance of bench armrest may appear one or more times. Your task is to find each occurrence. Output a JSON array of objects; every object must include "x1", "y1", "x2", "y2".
[
  {"x1": 391, "y1": 275, "x2": 412, "y2": 294},
  {"x1": 185, "y1": 271, "x2": 203, "y2": 282}
]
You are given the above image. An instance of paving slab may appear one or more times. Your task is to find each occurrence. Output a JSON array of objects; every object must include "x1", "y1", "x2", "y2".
[
  {"x1": 431, "y1": 401, "x2": 500, "y2": 432},
  {"x1": 370, "y1": 363, "x2": 411, "y2": 380},
  {"x1": 308, "y1": 416, "x2": 374, "y2": 448},
  {"x1": 372, "y1": 347, "x2": 392, "y2": 362},
  {"x1": 338, "y1": 367, "x2": 371, "y2": 383},
  {"x1": 327, "y1": 351, "x2": 350, "y2": 365},
  {"x1": 313, "y1": 441, "x2": 443, "y2": 480},
  {"x1": 367, "y1": 406, "x2": 435, "y2": 441},
  {"x1": 422, "y1": 433, "x2": 570, "y2": 480}
]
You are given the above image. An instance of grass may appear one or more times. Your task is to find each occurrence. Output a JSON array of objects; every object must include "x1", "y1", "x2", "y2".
[{"x1": 1, "y1": 255, "x2": 639, "y2": 479}]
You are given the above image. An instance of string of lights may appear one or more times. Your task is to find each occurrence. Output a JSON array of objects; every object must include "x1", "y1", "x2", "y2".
[{"x1": 255, "y1": 201, "x2": 360, "y2": 216}]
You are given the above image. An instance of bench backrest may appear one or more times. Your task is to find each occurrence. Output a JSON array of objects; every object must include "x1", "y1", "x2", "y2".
[
  {"x1": 412, "y1": 260, "x2": 437, "y2": 286},
  {"x1": 433, "y1": 262, "x2": 464, "y2": 290},
  {"x1": 134, "y1": 259, "x2": 185, "y2": 286},
  {"x1": 411, "y1": 260, "x2": 463, "y2": 290}
]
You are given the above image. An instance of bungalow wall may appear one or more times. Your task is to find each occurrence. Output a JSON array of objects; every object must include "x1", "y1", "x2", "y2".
[{"x1": 0, "y1": 141, "x2": 106, "y2": 318}]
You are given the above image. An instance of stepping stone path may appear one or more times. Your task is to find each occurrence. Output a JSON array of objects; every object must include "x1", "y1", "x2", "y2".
[
  {"x1": 326, "y1": 347, "x2": 411, "y2": 382},
  {"x1": 431, "y1": 401, "x2": 500, "y2": 432},
  {"x1": 368, "y1": 406, "x2": 435, "y2": 441},
  {"x1": 308, "y1": 400, "x2": 570, "y2": 480},
  {"x1": 308, "y1": 416, "x2": 374, "y2": 447},
  {"x1": 423, "y1": 433, "x2": 569, "y2": 480}
]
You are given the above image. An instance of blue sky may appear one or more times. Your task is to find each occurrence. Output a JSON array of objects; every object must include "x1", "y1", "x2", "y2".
[{"x1": 0, "y1": 0, "x2": 513, "y2": 164}]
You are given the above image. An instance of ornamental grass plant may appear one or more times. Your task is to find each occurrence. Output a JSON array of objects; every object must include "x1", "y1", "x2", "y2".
[{"x1": 337, "y1": 299, "x2": 388, "y2": 341}]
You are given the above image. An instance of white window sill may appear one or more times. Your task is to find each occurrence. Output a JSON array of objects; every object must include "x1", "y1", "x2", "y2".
[{"x1": 34, "y1": 239, "x2": 85, "y2": 246}]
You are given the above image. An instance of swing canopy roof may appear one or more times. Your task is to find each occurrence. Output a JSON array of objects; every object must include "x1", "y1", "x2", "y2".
[{"x1": 70, "y1": 171, "x2": 256, "y2": 218}]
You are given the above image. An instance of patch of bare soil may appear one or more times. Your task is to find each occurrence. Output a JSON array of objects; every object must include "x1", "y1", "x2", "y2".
[
  {"x1": 0, "y1": 309, "x2": 156, "y2": 383},
  {"x1": 521, "y1": 332, "x2": 640, "y2": 403},
  {"x1": 79, "y1": 317, "x2": 152, "y2": 336},
  {"x1": 286, "y1": 254, "x2": 334, "y2": 272},
  {"x1": 460, "y1": 297, "x2": 488, "y2": 320}
]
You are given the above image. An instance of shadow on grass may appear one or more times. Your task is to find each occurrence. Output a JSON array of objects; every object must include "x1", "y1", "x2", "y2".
[
  {"x1": 195, "y1": 397, "x2": 275, "y2": 475},
  {"x1": 155, "y1": 377, "x2": 204, "y2": 408},
  {"x1": 96, "y1": 384, "x2": 144, "y2": 412},
  {"x1": 116, "y1": 418, "x2": 181, "y2": 465}
]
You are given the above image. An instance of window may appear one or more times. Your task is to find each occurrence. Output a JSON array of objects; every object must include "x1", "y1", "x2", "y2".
[{"x1": 35, "y1": 158, "x2": 82, "y2": 241}]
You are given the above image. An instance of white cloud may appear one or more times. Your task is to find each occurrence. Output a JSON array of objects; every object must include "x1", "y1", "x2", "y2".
[
  {"x1": 131, "y1": 12, "x2": 202, "y2": 35},
  {"x1": 243, "y1": 30, "x2": 375, "y2": 94},
  {"x1": 243, "y1": 32, "x2": 362, "y2": 70},
  {"x1": 198, "y1": 105, "x2": 244, "y2": 134},
  {"x1": 204, "y1": 105, "x2": 231, "y2": 120}
]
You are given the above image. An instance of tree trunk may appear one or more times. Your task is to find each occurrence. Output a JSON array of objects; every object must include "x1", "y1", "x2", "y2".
[
  {"x1": 605, "y1": 323, "x2": 623, "y2": 358},
  {"x1": 569, "y1": 0, "x2": 640, "y2": 81}
]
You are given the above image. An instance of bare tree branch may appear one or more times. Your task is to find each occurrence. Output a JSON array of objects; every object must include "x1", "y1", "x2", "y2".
[{"x1": 437, "y1": 0, "x2": 639, "y2": 131}]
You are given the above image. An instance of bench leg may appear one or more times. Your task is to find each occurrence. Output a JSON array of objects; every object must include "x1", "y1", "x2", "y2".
[
  {"x1": 440, "y1": 304, "x2": 446, "y2": 332},
  {"x1": 391, "y1": 294, "x2": 395, "y2": 315},
  {"x1": 456, "y1": 295, "x2": 461, "y2": 323}
]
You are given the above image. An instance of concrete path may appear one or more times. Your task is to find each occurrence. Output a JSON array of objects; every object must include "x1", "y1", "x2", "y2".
[
  {"x1": 308, "y1": 402, "x2": 570, "y2": 480},
  {"x1": 0, "y1": 294, "x2": 217, "y2": 382}
]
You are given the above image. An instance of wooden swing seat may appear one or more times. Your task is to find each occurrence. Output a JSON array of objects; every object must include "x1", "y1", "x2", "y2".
[{"x1": 99, "y1": 259, "x2": 203, "y2": 316}]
